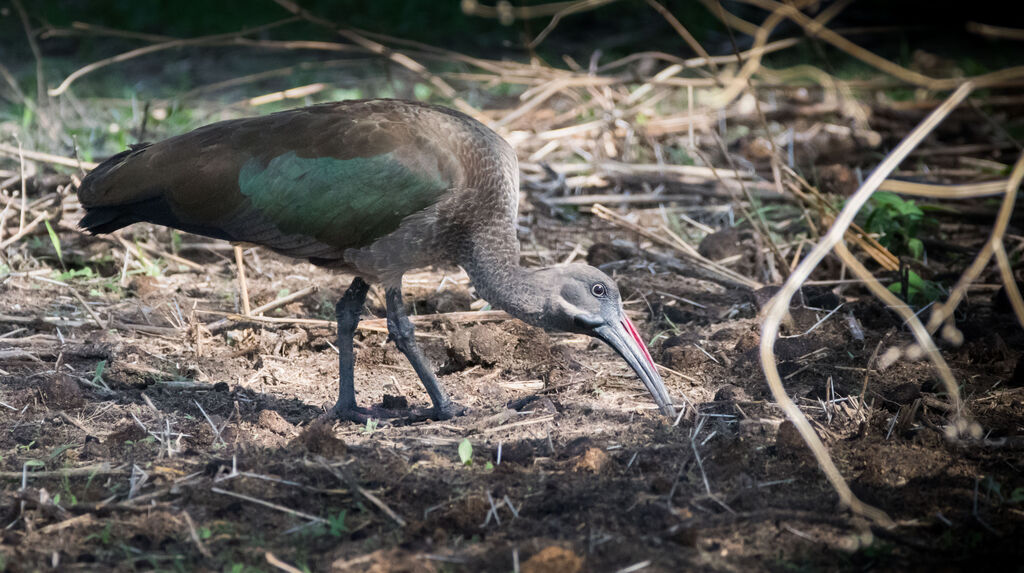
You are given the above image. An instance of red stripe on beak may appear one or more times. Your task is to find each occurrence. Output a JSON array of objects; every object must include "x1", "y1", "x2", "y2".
[{"x1": 621, "y1": 315, "x2": 656, "y2": 368}]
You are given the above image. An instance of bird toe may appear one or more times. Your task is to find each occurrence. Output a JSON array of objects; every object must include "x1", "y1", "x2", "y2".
[{"x1": 328, "y1": 405, "x2": 398, "y2": 426}]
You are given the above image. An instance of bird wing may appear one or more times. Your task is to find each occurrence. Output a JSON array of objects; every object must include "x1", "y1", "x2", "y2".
[{"x1": 78, "y1": 101, "x2": 458, "y2": 259}]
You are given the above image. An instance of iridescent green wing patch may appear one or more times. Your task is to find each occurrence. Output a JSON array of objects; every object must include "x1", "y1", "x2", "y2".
[{"x1": 237, "y1": 151, "x2": 447, "y2": 248}]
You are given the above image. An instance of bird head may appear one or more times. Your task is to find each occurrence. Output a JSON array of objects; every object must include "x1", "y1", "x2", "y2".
[{"x1": 529, "y1": 264, "x2": 676, "y2": 417}]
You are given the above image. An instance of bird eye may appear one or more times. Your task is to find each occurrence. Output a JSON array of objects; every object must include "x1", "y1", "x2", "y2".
[{"x1": 591, "y1": 283, "x2": 607, "y2": 297}]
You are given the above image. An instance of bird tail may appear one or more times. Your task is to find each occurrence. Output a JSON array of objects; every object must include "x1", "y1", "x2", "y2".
[{"x1": 77, "y1": 143, "x2": 152, "y2": 235}]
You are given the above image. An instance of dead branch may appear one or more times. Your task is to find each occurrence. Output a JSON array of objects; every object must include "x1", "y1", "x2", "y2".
[{"x1": 759, "y1": 82, "x2": 975, "y2": 529}]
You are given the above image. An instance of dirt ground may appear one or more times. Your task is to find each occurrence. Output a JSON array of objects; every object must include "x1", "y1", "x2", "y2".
[{"x1": 1, "y1": 206, "x2": 1022, "y2": 571}]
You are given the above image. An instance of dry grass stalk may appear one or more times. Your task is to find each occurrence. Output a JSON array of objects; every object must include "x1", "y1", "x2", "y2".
[
  {"x1": 993, "y1": 242, "x2": 1024, "y2": 329},
  {"x1": 48, "y1": 18, "x2": 301, "y2": 96},
  {"x1": 878, "y1": 179, "x2": 1009, "y2": 199},
  {"x1": 759, "y1": 82, "x2": 975, "y2": 528},
  {"x1": 0, "y1": 143, "x2": 98, "y2": 170},
  {"x1": 211, "y1": 486, "x2": 329, "y2": 524},
  {"x1": 113, "y1": 236, "x2": 205, "y2": 272},
  {"x1": 924, "y1": 153, "x2": 1024, "y2": 336},
  {"x1": 265, "y1": 552, "x2": 304, "y2": 573},
  {"x1": 204, "y1": 285, "x2": 317, "y2": 334},
  {"x1": 316, "y1": 457, "x2": 407, "y2": 527},
  {"x1": 203, "y1": 308, "x2": 511, "y2": 337},
  {"x1": 234, "y1": 245, "x2": 252, "y2": 316},
  {"x1": 271, "y1": 0, "x2": 480, "y2": 120},
  {"x1": 592, "y1": 203, "x2": 762, "y2": 290},
  {"x1": 833, "y1": 242, "x2": 975, "y2": 438},
  {"x1": 733, "y1": 0, "x2": 1024, "y2": 89},
  {"x1": 967, "y1": 22, "x2": 1024, "y2": 41}
]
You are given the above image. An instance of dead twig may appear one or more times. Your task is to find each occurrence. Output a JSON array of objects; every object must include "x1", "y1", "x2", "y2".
[
  {"x1": 926, "y1": 153, "x2": 1024, "y2": 336},
  {"x1": 0, "y1": 143, "x2": 98, "y2": 170},
  {"x1": 234, "y1": 245, "x2": 252, "y2": 316},
  {"x1": 316, "y1": 457, "x2": 407, "y2": 527},
  {"x1": 211, "y1": 486, "x2": 329, "y2": 525},
  {"x1": 48, "y1": 18, "x2": 300, "y2": 96},
  {"x1": 759, "y1": 82, "x2": 975, "y2": 529}
]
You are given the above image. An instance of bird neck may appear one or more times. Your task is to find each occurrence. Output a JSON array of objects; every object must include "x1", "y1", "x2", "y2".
[{"x1": 460, "y1": 238, "x2": 547, "y2": 325}]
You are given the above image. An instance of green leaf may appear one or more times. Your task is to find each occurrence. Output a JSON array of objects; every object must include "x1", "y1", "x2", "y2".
[
  {"x1": 328, "y1": 510, "x2": 348, "y2": 537},
  {"x1": 888, "y1": 269, "x2": 944, "y2": 304},
  {"x1": 24, "y1": 459, "x2": 45, "y2": 467},
  {"x1": 907, "y1": 238, "x2": 924, "y2": 260},
  {"x1": 93, "y1": 360, "x2": 107, "y2": 384},
  {"x1": 458, "y1": 438, "x2": 473, "y2": 466},
  {"x1": 1009, "y1": 487, "x2": 1024, "y2": 504},
  {"x1": 44, "y1": 219, "x2": 62, "y2": 263}
]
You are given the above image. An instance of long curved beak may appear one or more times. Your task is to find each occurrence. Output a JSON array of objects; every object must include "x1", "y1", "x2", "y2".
[{"x1": 594, "y1": 314, "x2": 676, "y2": 417}]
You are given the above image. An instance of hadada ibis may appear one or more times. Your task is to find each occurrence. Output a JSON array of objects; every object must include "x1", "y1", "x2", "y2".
[{"x1": 77, "y1": 99, "x2": 675, "y2": 422}]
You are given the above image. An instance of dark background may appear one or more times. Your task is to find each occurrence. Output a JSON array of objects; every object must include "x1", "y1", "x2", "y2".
[{"x1": 3, "y1": 1, "x2": 1022, "y2": 67}]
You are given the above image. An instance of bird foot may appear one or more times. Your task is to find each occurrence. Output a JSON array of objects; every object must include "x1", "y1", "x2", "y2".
[
  {"x1": 408, "y1": 401, "x2": 468, "y2": 422},
  {"x1": 326, "y1": 405, "x2": 400, "y2": 426},
  {"x1": 327, "y1": 402, "x2": 467, "y2": 426}
]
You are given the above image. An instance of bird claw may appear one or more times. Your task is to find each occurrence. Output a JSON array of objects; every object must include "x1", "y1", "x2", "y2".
[
  {"x1": 326, "y1": 405, "x2": 397, "y2": 426},
  {"x1": 412, "y1": 402, "x2": 468, "y2": 422}
]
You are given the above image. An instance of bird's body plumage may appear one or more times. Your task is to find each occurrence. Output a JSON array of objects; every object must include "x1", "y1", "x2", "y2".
[
  {"x1": 78, "y1": 99, "x2": 675, "y2": 421},
  {"x1": 78, "y1": 99, "x2": 519, "y2": 286}
]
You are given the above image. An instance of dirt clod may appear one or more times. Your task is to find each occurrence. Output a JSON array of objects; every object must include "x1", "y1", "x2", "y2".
[
  {"x1": 447, "y1": 324, "x2": 516, "y2": 367},
  {"x1": 572, "y1": 447, "x2": 613, "y2": 474},
  {"x1": 257, "y1": 409, "x2": 294, "y2": 435},
  {"x1": 127, "y1": 275, "x2": 161, "y2": 298},
  {"x1": 586, "y1": 242, "x2": 633, "y2": 266},
  {"x1": 886, "y1": 382, "x2": 921, "y2": 407},
  {"x1": 698, "y1": 228, "x2": 756, "y2": 275},
  {"x1": 382, "y1": 394, "x2": 409, "y2": 409},
  {"x1": 775, "y1": 420, "x2": 813, "y2": 462},
  {"x1": 499, "y1": 440, "x2": 535, "y2": 466},
  {"x1": 714, "y1": 384, "x2": 750, "y2": 403},
  {"x1": 662, "y1": 344, "x2": 709, "y2": 370},
  {"x1": 521, "y1": 546, "x2": 583, "y2": 573},
  {"x1": 39, "y1": 374, "x2": 85, "y2": 409},
  {"x1": 294, "y1": 420, "x2": 347, "y2": 457}
]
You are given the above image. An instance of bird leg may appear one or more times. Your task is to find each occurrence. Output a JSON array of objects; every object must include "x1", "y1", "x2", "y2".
[
  {"x1": 385, "y1": 287, "x2": 466, "y2": 421},
  {"x1": 329, "y1": 276, "x2": 382, "y2": 423}
]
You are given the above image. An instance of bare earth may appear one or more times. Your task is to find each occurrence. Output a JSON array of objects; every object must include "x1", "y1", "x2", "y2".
[{"x1": 1, "y1": 211, "x2": 1022, "y2": 572}]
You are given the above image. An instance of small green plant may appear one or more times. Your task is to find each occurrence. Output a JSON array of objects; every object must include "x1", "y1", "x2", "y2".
[
  {"x1": 93, "y1": 360, "x2": 108, "y2": 386},
  {"x1": 360, "y1": 419, "x2": 379, "y2": 435},
  {"x1": 982, "y1": 475, "x2": 1024, "y2": 506},
  {"x1": 458, "y1": 438, "x2": 473, "y2": 466},
  {"x1": 327, "y1": 510, "x2": 348, "y2": 538},
  {"x1": 44, "y1": 219, "x2": 63, "y2": 265},
  {"x1": 55, "y1": 267, "x2": 96, "y2": 281},
  {"x1": 55, "y1": 472, "x2": 79, "y2": 507},
  {"x1": 888, "y1": 268, "x2": 944, "y2": 305},
  {"x1": 858, "y1": 192, "x2": 932, "y2": 259},
  {"x1": 85, "y1": 522, "x2": 114, "y2": 546}
]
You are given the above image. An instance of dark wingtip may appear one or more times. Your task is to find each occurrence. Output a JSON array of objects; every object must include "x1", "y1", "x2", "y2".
[{"x1": 78, "y1": 206, "x2": 133, "y2": 235}]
